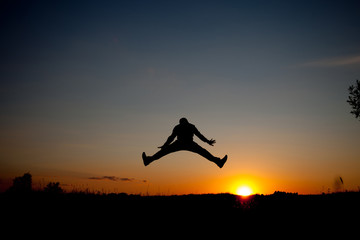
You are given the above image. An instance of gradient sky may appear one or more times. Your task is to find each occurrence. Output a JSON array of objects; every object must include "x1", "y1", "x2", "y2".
[{"x1": 1, "y1": 0, "x2": 360, "y2": 194}]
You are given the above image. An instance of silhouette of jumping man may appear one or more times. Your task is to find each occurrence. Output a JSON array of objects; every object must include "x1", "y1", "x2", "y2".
[{"x1": 142, "y1": 118, "x2": 228, "y2": 168}]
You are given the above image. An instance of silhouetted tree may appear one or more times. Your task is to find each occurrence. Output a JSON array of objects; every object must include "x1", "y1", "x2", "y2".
[
  {"x1": 347, "y1": 79, "x2": 360, "y2": 120},
  {"x1": 8, "y1": 172, "x2": 32, "y2": 193},
  {"x1": 44, "y1": 182, "x2": 63, "y2": 194}
]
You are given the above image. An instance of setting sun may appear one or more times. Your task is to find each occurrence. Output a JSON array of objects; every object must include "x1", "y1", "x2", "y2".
[{"x1": 236, "y1": 186, "x2": 252, "y2": 196}]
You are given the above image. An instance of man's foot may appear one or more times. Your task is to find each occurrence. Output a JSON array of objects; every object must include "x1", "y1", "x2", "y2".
[
  {"x1": 216, "y1": 155, "x2": 228, "y2": 168},
  {"x1": 142, "y1": 152, "x2": 152, "y2": 166}
]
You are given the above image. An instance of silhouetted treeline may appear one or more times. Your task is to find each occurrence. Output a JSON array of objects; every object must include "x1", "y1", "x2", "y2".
[{"x1": 6, "y1": 172, "x2": 63, "y2": 194}]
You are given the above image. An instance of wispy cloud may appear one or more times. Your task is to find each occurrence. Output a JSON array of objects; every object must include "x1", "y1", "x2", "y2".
[
  {"x1": 88, "y1": 176, "x2": 147, "y2": 183},
  {"x1": 302, "y1": 55, "x2": 360, "y2": 67}
]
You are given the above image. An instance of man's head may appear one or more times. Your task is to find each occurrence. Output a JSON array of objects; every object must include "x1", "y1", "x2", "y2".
[{"x1": 179, "y1": 117, "x2": 189, "y2": 125}]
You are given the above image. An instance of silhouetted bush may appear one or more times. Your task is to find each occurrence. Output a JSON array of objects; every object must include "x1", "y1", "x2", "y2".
[
  {"x1": 347, "y1": 79, "x2": 360, "y2": 120},
  {"x1": 7, "y1": 172, "x2": 32, "y2": 193},
  {"x1": 44, "y1": 182, "x2": 63, "y2": 194}
]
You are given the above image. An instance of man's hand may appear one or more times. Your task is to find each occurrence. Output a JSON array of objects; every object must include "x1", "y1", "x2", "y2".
[{"x1": 208, "y1": 139, "x2": 216, "y2": 146}]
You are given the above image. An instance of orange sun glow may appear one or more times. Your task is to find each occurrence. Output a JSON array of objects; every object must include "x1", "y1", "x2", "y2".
[{"x1": 236, "y1": 186, "x2": 252, "y2": 196}]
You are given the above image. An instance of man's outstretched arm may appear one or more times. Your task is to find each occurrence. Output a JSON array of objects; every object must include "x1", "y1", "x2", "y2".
[
  {"x1": 194, "y1": 126, "x2": 216, "y2": 146},
  {"x1": 158, "y1": 129, "x2": 176, "y2": 149}
]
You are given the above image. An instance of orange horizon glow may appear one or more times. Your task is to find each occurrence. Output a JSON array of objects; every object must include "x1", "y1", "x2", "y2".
[
  {"x1": 0, "y1": 166, "x2": 343, "y2": 195},
  {"x1": 1, "y1": 172, "x2": 358, "y2": 196}
]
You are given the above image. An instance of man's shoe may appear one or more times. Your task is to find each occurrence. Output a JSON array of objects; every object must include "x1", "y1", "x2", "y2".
[
  {"x1": 142, "y1": 152, "x2": 151, "y2": 166},
  {"x1": 217, "y1": 155, "x2": 228, "y2": 168}
]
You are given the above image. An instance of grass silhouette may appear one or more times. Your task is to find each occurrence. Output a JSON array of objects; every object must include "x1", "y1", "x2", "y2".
[
  {"x1": 2, "y1": 189, "x2": 360, "y2": 216},
  {"x1": 2, "y1": 189, "x2": 359, "y2": 237}
]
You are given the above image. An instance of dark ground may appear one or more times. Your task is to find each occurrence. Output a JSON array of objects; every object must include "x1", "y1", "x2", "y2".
[
  {"x1": 2, "y1": 191, "x2": 359, "y2": 236},
  {"x1": 2, "y1": 191, "x2": 360, "y2": 216}
]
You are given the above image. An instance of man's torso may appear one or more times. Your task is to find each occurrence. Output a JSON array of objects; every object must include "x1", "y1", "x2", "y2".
[{"x1": 174, "y1": 124, "x2": 196, "y2": 143}]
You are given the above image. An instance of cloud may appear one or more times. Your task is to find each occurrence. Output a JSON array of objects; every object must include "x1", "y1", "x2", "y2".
[
  {"x1": 88, "y1": 176, "x2": 147, "y2": 183},
  {"x1": 118, "y1": 177, "x2": 135, "y2": 182},
  {"x1": 302, "y1": 55, "x2": 360, "y2": 67}
]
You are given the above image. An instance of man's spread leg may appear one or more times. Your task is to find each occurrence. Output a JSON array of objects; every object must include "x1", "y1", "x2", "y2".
[
  {"x1": 144, "y1": 141, "x2": 182, "y2": 166},
  {"x1": 187, "y1": 142, "x2": 215, "y2": 162},
  {"x1": 186, "y1": 142, "x2": 227, "y2": 168}
]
